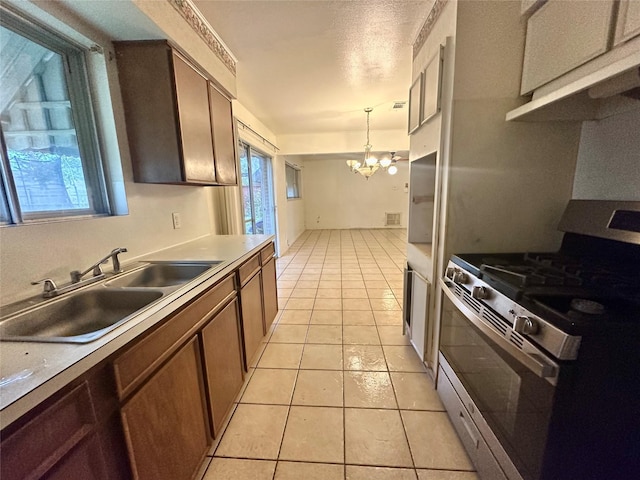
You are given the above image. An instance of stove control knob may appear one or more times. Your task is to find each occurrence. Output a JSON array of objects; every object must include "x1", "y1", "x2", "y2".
[
  {"x1": 513, "y1": 315, "x2": 538, "y2": 335},
  {"x1": 445, "y1": 267, "x2": 456, "y2": 280},
  {"x1": 472, "y1": 286, "x2": 490, "y2": 300},
  {"x1": 452, "y1": 271, "x2": 468, "y2": 284}
]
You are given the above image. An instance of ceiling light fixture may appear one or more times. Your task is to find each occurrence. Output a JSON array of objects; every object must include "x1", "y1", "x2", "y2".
[{"x1": 346, "y1": 108, "x2": 399, "y2": 180}]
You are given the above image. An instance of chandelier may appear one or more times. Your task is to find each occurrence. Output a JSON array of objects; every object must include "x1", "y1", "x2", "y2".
[{"x1": 346, "y1": 108, "x2": 398, "y2": 179}]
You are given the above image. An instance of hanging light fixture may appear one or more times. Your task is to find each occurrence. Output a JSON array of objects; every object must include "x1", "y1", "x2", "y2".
[
  {"x1": 356, "y1": 107, "x2": 379, "y2": 179},
  {"x1": 346, "y1": 108, "x2": 400, "y2": 179}
]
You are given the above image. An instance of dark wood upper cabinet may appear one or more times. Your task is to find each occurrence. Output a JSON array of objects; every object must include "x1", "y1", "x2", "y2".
[
  {"x1": 114, "y1": 40, "x2": 237, "y2": 186},
  {"x1": 173, "y1": 53, "x2": 216, "y2": 183},
  {"x1": 209, "y1": 83, "x2": 238, "y2": 185}
]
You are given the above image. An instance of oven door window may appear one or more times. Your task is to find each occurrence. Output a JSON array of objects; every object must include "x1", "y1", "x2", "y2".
[{"x1": 440, "y1": 294, "x2": 555, "y2": 480}]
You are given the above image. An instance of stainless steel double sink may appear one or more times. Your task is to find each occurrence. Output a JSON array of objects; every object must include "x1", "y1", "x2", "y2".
[{"x1": 0, "y1": 262, "x2": 222, "y2": 344}]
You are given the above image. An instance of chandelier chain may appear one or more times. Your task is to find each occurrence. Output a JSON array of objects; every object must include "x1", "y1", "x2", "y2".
[{"x1": 366, "y1": 108, "x2": 370, "y2": 146}]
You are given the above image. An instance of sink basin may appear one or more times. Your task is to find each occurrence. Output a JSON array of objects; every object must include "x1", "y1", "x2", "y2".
[
  {"x1": 105, "y1": 263, "x2": 217, "y2": 288},
  {"x1": 0, "y1": 289, "x2": 163, "y2": 343}
]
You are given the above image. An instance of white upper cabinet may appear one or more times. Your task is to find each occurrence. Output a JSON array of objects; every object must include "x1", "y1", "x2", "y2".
[
  {"x1": 520, "y1": 0, "x2": 615, "y2": 94},
  {"x1": 615, "y1": 0, "x2": 640, "y2": 46}
]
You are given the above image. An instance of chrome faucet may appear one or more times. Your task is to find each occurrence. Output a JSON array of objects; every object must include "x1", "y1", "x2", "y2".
[
  {"x1": 70, "y1": 247, "x2": 128, "y2": 283},
  {"x1": 31, "y1": 248, "x2": 128, "y2": 298}
]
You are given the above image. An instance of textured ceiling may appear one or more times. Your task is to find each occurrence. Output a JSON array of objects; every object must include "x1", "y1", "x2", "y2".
[{"x1": 194, "y1": 0, "x2": 432, "y2": 136}]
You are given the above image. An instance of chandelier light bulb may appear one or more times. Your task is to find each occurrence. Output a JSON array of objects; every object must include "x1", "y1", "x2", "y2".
[{"x1": 379, "y1": 157, "x2": 392, "y2": 168}]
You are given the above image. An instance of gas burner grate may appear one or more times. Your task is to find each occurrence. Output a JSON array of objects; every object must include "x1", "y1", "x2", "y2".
[{"x1": 480, "y1": 263, "x2": 582, "y2": 288}]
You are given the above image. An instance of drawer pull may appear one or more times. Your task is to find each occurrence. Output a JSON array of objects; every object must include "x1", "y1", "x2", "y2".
[{"x1": 459, "y1": 411, "x2": 480, "y2": 449}]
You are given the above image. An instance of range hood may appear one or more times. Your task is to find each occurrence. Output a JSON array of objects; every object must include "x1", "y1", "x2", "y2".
[{"x1": 507, "y1": 47, "x2": 640, "y2": 122}]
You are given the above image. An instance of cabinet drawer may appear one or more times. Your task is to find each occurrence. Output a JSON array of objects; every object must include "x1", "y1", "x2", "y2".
[
  {"x1": 1, "y1": 383, "x2": 96, "y2": 480},
  {"x1": 238, "y1": 252, "x2": 261, "y2": 286},
  {"x1": 113, "y1": 274, "x2": 235, "y2": 399},
  {"x1": 260, "y1": 242, "x2": 275, "y2": 265}
]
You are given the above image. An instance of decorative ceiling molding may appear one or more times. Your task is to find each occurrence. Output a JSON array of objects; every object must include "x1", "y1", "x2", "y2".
[
  {"x1": 167, "y1": 0, "x2": 237, "y2": 76},
  {"x1": 413, "y1": 0, "x2": 449, "y2": 58}
]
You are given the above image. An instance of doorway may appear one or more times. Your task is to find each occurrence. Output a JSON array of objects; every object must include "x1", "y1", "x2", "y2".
[{"x1": 239, "y1": 142, "x2": 276, "y2": 238}]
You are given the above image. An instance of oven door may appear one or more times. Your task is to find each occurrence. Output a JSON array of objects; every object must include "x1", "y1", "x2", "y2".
[{"x1": 439, "y1": 278, "x2": 559, "y2": 480}]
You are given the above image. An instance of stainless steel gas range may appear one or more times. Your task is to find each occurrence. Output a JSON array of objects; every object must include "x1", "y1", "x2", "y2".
[{"x1": 436, "y1": 200, "x2": 640, "y2": 480}]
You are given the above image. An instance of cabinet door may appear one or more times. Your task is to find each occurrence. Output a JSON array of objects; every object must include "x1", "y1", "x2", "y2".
[
  {"x1": 521, "y1": 0, "x2": 615, "y2": 94},
  {"x1": 409, "y1": 271, "x2": 429, "y2": 361},
  {"x1": 173, "y1": 53, "x2": 216, "y2": 184},
  {"x1": 240, "y1": 272, "x2": 265, "y2": 369},
  {"x1": 209, "y1": 84, "x2": 238, "y2": 185},
  {"x1": 615, "y1": 0, "x2": 640, "y2": 46},
  {"x1": 0, "y1": 383, "x2": 105, "y2": 480},
  {"x1": 115, "y1": 41, "x2": 183, "y2": 184},
  {"x1": 121, "y1": 337, "x2": 210, "y2": 480},
  {"x1": 261, "y1": 257, "x2": 278, "y2": 332},
  {"x1": 201, "y1": 298, "x2": 244, "y2": 436}
]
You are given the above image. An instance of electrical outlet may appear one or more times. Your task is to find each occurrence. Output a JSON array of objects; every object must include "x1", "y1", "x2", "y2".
[{"x1": 172, "y1": 212, "x2": 182, "y2": 229}]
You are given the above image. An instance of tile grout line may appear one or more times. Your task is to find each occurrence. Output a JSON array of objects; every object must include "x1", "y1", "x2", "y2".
[{"x1": 221, "y1": 229, "x2": 450, "y2": 478}]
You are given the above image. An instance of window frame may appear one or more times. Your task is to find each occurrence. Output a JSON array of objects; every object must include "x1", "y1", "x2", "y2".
[
  {"x1": 285, "y1": 163, "x2": 301, "y2": 199},
  {"x1": 0, "y1": 7, "x2": 110, "y2": 225}
]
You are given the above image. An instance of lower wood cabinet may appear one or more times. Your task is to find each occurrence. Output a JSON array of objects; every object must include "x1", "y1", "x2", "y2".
[
  {"x1": 238, "y1": 242, "x2": 280, "y2": 369},
  {"x1": 201, "y1": 298, "x2": 244, "y2": 436},
  {"x1": 262, "y1": 256, "x2": 278, "y2": 332},
  {"x1": 2, "y1": 243, "x2": 277, "y2": 480},
  {"x1": 0, "y1": 365, "x2": 127, "y2": 480},
  {"x1": 240, "y1": 270, "x2": 265, "y2": 368},
  {"x1": 45, "y1": 434, "x2": 109, "y2": 480},
  {"x1": 121, "y1": 336, "x2": 210, "y2": 480}
]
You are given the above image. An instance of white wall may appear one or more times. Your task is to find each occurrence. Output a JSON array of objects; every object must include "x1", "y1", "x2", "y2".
[
  {"x1": 280, "y1": 156, "x2": 306, "y2": 248},
  {"x1": 573, "y1": 107, "x2": 640, "y2": 201},
  {"x1": 0, "y1": 1, "x2": 229, "y2": 305},
  {"x1": 302, "y1": 159, "x2": 409, "y2": 230},
  {"x1": 279, "y1": 129, "x2": 409, "y2": 156}
]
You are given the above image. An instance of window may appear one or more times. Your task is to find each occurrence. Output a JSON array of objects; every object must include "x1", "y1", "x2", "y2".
[
  {"x1": 239, "y1": 141, "x2": 276, "y2": 235},
  {"x1": 286, "y1": 163, "x2": 301, "y2": 199},
  {"x1": 0, "y1": 9, "x2": 109, "y2": 224}
]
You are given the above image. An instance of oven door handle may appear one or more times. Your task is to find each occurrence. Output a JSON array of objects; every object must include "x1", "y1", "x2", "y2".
[
  {"x1": 528, "y1": 353, "x2": 557, "y2": 378},
  {"x1": 440, "y1": 279, "x2": 559, "y2": 384}
]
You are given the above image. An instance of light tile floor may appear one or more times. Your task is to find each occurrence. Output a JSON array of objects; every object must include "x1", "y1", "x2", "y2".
[{"x1": 200, "y1": 229, "x2": 478, "y2": 480}]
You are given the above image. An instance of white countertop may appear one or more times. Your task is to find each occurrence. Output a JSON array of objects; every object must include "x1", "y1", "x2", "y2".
[{"x1": 0, "y1": 234, "x2": 273, "y2": 430}]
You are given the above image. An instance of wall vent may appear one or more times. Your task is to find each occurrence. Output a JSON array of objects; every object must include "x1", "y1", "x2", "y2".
[
  {"x1": 385, "y1": 212, "x2": 401, "y2": 226},
  {"x1": 392, "y1": 101, "x2": 407, "y2": 109}
]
